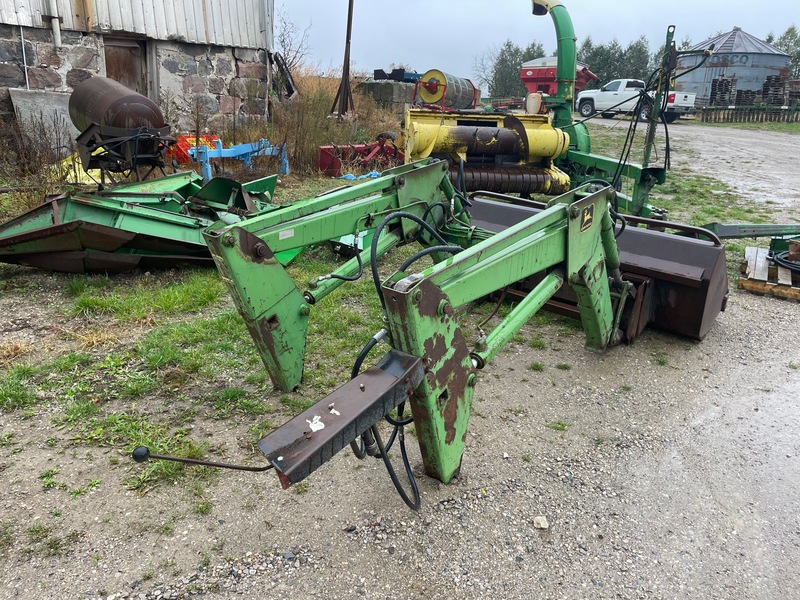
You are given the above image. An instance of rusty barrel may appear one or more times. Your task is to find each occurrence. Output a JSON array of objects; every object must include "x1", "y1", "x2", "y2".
[{"x1": 69, "y1": 76, "x2": 166, "y2": 132}]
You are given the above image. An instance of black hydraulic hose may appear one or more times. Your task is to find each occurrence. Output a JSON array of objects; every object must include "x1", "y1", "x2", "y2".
[
  {"x1": 609, "y1": 206, "x2": 627, "y2": 239},
  {"x1": 773, "y1": 251, "x2": 800, "y2": 274},
  {"x1": 399, "y1": 245, "x2": 463, "y2": 273},
  {"x1": 371, "y1": 422, "x2": 420, "y2": 510},
  {"x1": 370, "y1": 211, "x2": 450, "y2": 311},
  {"x1": 349, "y1": 329, "x2": 387, "y2": 460},
  {"x1": 322, "y1": 245, "x2": 364, "y2": 282}
]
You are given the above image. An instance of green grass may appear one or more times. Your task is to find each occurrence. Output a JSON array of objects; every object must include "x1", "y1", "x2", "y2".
[
  {"x1": 689, "y1": 120, "x2": 800, "y2": 135},
  {"x1": 0, "y1": 365, "x2": 39, "y2": 410},
  {"x1": 545, "y1": 420, "x2": 569, "y2": 431},
  {"x1": 529, "y1": 362, "x2": 545, "y2": 372},
  {"x1": 69, "y1": 270, "x2": 224, "y2": 321},
  {"x1": 528, "y1": 336, "x2": 547, "y2": 350},
  {"x1": 0, "y1": 521, "x2": 13, "y2": 553}
]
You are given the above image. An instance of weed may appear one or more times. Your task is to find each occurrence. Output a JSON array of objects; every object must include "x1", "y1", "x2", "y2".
[
  {"x1": 556, "y1": 363, "x2": 572, "y2": 371},
  {"x1": 247, "y1": 420, "x2": 274, "y2": 445},
  {"x1": 0, "y1": 520, "x2": 13, "y2": 553},
  {"x1": 619, "y1": 385, "x2": 632, "y2": 393},
  {"x1": 69, "y1": 479, "x2": 100, "y2": 498},
  {"x1": 199, "y1": 548, "x2": 212, "y2": 568},
  {"x1": 655, "y1": 354, "x2": 669, "y2": 366},
  {"x1": 25, "y1": 524, "x2": 51, "y2": 543},
  {"x1": 39, "y1": 469, "x2": 63, "y2": 491},
  {"x1": 294, "y1": 482, "x2": 310, "y2": 495},
  {"x1": 158, "y1": 520, "x2": 175, "y2": 536},
  {"x1": 789, "y1": 362, "x2": 798, "y2": 370},
  {"x1": 0, "y1": 365, "x2": 38, "y2": 411},
  {"x1": 529, "y1": 362, "x2": 545, "y2": 372},
  {"x1": 193, "y1": 500, "x2": 213, "y2": 516},
  {"x1": 522, "y1": 453, "x2": 533, "y2": 463},
  {"x1": 528, "y1": 336, "x2": 547, "y2": 350},
  {"x1": 0, "y1": 432, "x2": 14, "y2": 447},
  {"x1": 546, "y1": 420, "x2": 569, "y2": 431}
]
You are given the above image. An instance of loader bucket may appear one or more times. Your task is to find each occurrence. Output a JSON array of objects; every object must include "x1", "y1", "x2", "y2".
[{"x1": 468, "y1": 196, "x2": 729, "y2": 340}]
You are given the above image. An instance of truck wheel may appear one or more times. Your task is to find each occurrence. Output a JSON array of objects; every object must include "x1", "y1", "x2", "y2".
[
  {"x1": 638, "y1": 105, "x2": 652, "y2": 121},
  {"x1": 578, "y1": 101, "x2": 595, "y2": 118},
  {"x1": 600, "y1": 112, "x2": 615, "y2": 119},
  {"x1": 664, "y1": 113, "x2": 679, "y2": 124}
]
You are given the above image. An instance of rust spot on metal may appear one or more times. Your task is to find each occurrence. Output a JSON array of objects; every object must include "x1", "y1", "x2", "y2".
[{"x1": 237, "y1": 228, "x2": 275, "y2": 264}]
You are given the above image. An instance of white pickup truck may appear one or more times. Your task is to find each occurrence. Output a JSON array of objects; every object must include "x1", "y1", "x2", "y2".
[{"x1": 576, "y1": 78, "x2": 696, "y2": 123}]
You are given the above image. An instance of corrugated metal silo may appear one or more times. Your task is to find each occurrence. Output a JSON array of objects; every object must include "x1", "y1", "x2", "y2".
[{"x1": 675, "y1": 27, "x2": 791, "y2": 107}]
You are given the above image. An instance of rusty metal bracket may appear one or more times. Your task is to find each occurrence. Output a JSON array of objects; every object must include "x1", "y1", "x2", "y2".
[{"x1": 258, "y1": 350, "x2": 425, "y2": 488}]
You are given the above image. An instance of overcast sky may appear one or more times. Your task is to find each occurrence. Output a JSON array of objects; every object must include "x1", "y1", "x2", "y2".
[{"x1": 278, "y1": 0, "x2": 797, "y2": 82}]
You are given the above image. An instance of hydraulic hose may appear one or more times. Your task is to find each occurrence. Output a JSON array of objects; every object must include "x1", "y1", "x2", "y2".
[{"x1": 370, "y1": 211, "x2": 450, "y2": 311}]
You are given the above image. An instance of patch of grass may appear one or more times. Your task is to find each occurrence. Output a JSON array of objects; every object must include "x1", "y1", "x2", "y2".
[
  {"x1": 0, "y1": 432, "x2": 15, "y2": 447},
  {"x1": 39, "y1": 469, "x2": 64, "y2": 491},
  {"x1": 193, "y1": 500, "x2": 213, "y2": 516},
  {"x1": 529, "y1": 362, "x2": 545, "y2": 372},
  {"x1": 789, "y1": 362, "x2": 798, "y2": 370},
  {"x1": 57, "y1": 398, "x2": 100, "y2": 426},
  {"x1": 158, "y1": 520, "x2": 175, "y2": 536},
  {"x1": 655, "y1": 354, "x2": 669, "y2": 366},
  {"x1": 528, "y1": 336, "x2": 547, "y2": 350},
  {"x1": 70, "y1": 270, "x2": 223, "y2": 321},
  {"x1": 556, "y1": 363, "x2": 572, "y2": 371},
  {"x1": 545, "y1": 420, "x2": 569, "y2": 431},
  {"x1": 136, "y1": 311, "x2": 251, "y2": 374},
  {"x1": 294, "y1": 481, "x2": 310, "y2": 495},
  {"x1": 247, "y1": 420, "x2": 274, "y2": 445},
  {"x1": 0, "y1": 365, "x2": 39, "y2": 411},
  {"x1": 212, "y1": 387, "x2": 270, "y2": 419},
  {"x1": 69, "y1": 479, "x2": 100, "y2": 498},
  {"x1": 0, "y1": 521, "x2": 14, "y2": 553},
  {"x1": 279, "y1": 394, "x2": 315, "y2": 413},
  {"x1": 25, "y1": 524, "x2": 51, "y2": 543},
  {"x1": 693, "y1": 121, "x2": 800, "y2": 135}
]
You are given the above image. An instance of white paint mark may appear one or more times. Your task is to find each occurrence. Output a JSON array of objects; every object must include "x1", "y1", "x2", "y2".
[
  {"x1": 306, "y1": 415, "x2": 325, "y2": 432},
  {"x1": 279, "y1": 228, "x2": 294, "y2": 240}
]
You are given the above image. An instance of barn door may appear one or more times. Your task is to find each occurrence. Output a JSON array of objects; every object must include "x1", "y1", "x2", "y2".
[{"x1": 104, "y1": 38, "x2": 147, "y2": 94}]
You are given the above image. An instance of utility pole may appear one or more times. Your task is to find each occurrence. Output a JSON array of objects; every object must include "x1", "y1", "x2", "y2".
[{"x1": 330, "y1": 0, "x2": 355, "y2": 119}]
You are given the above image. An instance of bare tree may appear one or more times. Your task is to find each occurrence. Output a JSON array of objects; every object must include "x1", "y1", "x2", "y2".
[{"x1": 275, "y1": 8, "x2": 310, "y2": 73}]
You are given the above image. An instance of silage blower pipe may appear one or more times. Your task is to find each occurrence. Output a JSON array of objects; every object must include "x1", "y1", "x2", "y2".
[{"x1": 531, "y1": 0, "x2": 577, "y2": 130}]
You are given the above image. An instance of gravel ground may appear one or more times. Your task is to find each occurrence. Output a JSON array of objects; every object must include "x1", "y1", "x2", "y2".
[{"x1": 1, "y1": 122, "x2": 799, "y2": 600}]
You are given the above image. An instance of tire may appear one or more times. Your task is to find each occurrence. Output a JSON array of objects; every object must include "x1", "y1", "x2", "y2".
[
  {"x1": 664, "y1": 113, "x2": 679, "y2": 124},
  {"x1": 638, "y1": 105, "x2": 652, "y2": 121},
  {"x1": 578, "y1": 100, "x2": 595, "y2": 118},
  {"x1": 600, "y1": 112, "x2": 615, "y2": 119}
]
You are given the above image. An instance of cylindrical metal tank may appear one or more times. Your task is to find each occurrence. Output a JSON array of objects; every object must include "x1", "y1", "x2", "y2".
[
  {"x1": 675, "y1": 28, "x2": 791, "y2": 106},
  {"x1": 69, "y1": 77, "x2": 166, "y2": 132},
  {"x1": 417, "y1": 69, "x2": 478, "y2": 109}
]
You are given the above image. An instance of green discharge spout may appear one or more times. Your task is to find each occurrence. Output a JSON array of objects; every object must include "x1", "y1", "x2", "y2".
[{"x1": 532, "y1": 0, "x2": 576, "y2": 130}]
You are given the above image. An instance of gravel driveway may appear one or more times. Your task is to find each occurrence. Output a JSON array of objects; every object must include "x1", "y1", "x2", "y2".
[{"x1": 1, "y1": 122, "x2": 799, "y2": 600}]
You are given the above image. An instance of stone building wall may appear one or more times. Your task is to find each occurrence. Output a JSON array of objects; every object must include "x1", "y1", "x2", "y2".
[{"x1": 0, "y1": 24, "x2": 270, "y2": 134}]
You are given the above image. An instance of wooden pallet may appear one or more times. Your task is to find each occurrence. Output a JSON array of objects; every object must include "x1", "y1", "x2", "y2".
[{"x1": 739, "y1": 247, "x2": 800, "y2": 300}]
